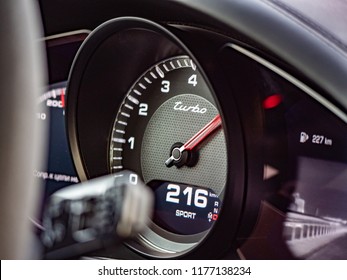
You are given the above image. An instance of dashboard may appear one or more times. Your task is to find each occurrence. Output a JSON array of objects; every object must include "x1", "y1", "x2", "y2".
[{"x1": 24, "y1": 0, "x2": 347, "y2": 259}]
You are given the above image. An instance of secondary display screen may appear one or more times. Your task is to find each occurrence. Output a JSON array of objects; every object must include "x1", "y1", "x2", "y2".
[
  {"x1": 151, "y1": 181, "x2": 221, "y2": 235},
  {"x1": 282, "y1": 86, "x2": 347, "y2": 259},
  {"x1": 220, "y1": 45, "x2": 347, "y2": 260},
  {"x1": 255, "y1": 60, "x2": 347, "y2": 259},
  {"x1": 34, "y1": 32, "x2": 87, "y2": 222},
  {"x1": 35, "y1": 84, "x2": 79, "y2": 199}
]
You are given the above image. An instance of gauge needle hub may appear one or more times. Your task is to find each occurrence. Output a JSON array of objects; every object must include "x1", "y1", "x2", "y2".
[{"x1": 165, "y1": 114, "x2": 222, "y2": 167}]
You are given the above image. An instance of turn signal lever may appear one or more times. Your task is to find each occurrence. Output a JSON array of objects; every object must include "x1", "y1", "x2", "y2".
[{"x1": 40, "y1": 170, "x2": 153, "y2": 259}]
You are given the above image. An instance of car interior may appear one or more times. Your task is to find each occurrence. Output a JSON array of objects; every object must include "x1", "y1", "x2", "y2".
[{"x1": 1, "y1": 0, "x2": 347, "y2": 260}]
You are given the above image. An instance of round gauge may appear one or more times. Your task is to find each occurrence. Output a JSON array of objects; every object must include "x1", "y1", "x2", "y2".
[
  {"x1": 67, "y1": 17, "x2": 244, "y2": 259},
  {"x1": 109, "y1": 55, "x2": 227, "y2": 255}
]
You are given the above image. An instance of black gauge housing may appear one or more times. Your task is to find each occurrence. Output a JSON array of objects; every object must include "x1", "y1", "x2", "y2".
[{"x1": 67, "y1": 17, "x2": 245, "y2": 259}]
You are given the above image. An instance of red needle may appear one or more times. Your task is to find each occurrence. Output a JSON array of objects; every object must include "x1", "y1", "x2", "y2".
[
  {"x1": 165, "y1": 114, "x2": 222, "y2": 167},
  {"x1": 183, "y1": 114, "x2": 222, "y2": 151}
]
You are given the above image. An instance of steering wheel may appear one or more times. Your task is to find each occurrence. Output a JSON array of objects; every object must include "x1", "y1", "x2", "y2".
[{"x1": 0, "y1": 0, "x2": 46, "y2": 259}]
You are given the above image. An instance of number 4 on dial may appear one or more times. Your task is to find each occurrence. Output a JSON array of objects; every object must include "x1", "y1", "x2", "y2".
[{"x1": 188, "y1": 74, "x2": 197, "y2": 87}]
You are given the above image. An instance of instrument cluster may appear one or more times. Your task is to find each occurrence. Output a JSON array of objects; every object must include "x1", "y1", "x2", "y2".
[{"x1": 41, "y1": 16, "x2": 347, "y2": 260}]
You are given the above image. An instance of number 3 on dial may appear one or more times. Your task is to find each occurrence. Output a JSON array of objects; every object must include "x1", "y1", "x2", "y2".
[{"x1": 161, "y1": 80, "x2": 170, "y2": 93}]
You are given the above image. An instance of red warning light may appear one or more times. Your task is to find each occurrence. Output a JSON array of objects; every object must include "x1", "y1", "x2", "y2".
[
  {"x1": 212, "y1": 214, "x2": 218, "y2": 221},
  {"x1": 263, "y1": 94, "x2": 282, "y2": 109}
]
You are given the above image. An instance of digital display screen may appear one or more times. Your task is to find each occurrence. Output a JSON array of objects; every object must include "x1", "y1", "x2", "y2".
[
  {"x1": 33, "y1": 32, "x2": 88, "y2": 222},
  {"x1": 150, "y1": 181, "x2": 221, "y2": 235},
  {"x1": 226, "y1": 48, "x2": 347, "y2": 260},
  {"x1": 35, "y1": 84, "x2": 79, "y2": 200},
  {"x1": 281, "y1": 78, "x2": 347, "y2": 259}
]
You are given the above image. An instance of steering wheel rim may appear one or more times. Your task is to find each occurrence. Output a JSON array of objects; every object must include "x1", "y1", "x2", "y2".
[{"x1": 0, "y1": 0, "x2": 46, "y2": 259}]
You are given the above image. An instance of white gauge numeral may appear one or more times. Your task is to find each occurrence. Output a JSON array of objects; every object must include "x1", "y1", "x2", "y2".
[
  {"x1": 194, "y1": 189, "x2": 208, "y2": 208},
  {"x1": 166, "y1": 184, "x2": 209, "y2": 208},
  {"x1": 128, "y1": 137, "x2": 135, "y2": 150},
  {"x1": 166, "y1": 184, "x2": 180, "y2": 203},
  {"x1": 161, "y1": 80, "x2": 170, "y2": 93},
  {"x1": 129, "y1": 174, "x2": 138, "y2": 185},
  {"x1": 139, "y1": 103, "x2": 148, "y2": 116},
  {"x1": 188, "y1": 74, "x2": 197, "y2": 87},
  {"x1": 36, "y1": 112, "x2": 47, "y2": 120}
]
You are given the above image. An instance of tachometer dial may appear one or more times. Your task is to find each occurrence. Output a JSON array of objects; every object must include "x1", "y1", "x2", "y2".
[
  {"x1": 109, "y1": 56, "x2": 227, "y2": 254},
  {"x1": 67, "y1": 17, "x2": 243, "y2": 259}
]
